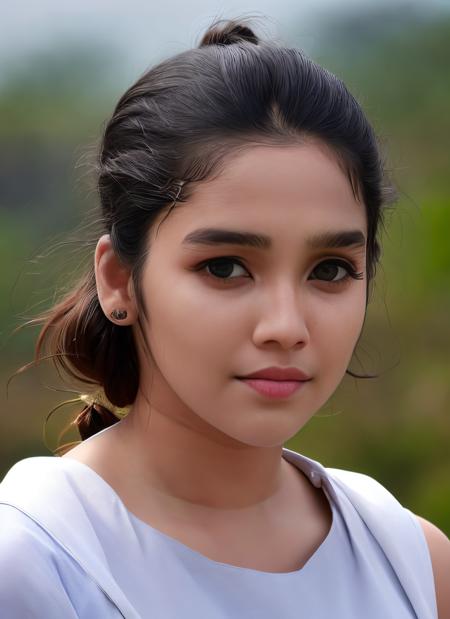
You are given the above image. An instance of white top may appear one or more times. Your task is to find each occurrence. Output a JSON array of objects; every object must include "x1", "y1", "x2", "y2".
[{"x1": 0, "y1": 428, "x2": 437, "y2": 618}]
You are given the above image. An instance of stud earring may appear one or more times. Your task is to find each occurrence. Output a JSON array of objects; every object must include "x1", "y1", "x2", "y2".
[{"x1": 110, "y1": 309, "x2": 128, "y2": 321}]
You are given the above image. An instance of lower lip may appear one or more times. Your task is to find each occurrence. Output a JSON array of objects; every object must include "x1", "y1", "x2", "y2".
[{"x1": 237, "y1": 378, "x2": 309, "y2": 399}]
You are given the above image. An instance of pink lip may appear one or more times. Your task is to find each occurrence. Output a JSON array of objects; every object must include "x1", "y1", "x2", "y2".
[
  {"x1": 238, "y1": 366, "x2": 311, "y2": 381},
  {"x1": 237, "y1": 378, "x2": 308, "y2": 399}
]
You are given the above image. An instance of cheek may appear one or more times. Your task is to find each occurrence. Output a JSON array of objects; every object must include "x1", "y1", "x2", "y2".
[
  {"x1": 143, "y1": 272, "x2": 241, "y2": 377},
  {"x1": 312, "y1": 288, "x2": 366, "y2": 369}
]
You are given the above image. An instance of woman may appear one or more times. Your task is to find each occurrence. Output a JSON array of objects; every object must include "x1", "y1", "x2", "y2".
[{"x1": 0, "y1": 17, "x2": 448, "y2": 619}]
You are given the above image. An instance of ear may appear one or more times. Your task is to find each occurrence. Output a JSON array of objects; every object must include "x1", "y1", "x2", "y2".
[{"x1": 94, "y1": 234, "x2": 137, "y2": 325}]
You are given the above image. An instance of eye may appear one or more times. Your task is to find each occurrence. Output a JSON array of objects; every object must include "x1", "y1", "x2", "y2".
[
  {"x1": 309, "y1": 259, "x2": 364, "y2": 284},
  {"x1": 193, "y1": 256, "x2": 364, "y2": 285},
  {"x1": 196, "y1": 257, "x2": 250, "y2": 281}
]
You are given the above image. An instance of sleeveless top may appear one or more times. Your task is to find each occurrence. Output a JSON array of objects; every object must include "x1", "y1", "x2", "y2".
[{"x1": 0, "y1": 432, "x2": 437, "y2": 618}]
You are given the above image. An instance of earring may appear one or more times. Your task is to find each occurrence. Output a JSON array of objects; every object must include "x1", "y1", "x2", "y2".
[{"x1": 110, "y1": 309, "x2": 128, "y2": 321}]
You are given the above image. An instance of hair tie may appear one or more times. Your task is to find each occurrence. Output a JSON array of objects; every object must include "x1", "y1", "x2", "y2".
[{"x1": 79, "y1": 390, "x2": 131, "y2": 418}]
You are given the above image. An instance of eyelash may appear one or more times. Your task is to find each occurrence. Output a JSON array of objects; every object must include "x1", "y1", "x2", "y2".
[{"x1": 193, "y1": 256, "x2": 364, "y2": 286}]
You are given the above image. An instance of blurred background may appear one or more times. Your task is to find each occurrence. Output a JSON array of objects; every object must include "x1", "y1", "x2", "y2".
[{"x1": 1, "y1": 0, "x2": 449, "y2": 534}]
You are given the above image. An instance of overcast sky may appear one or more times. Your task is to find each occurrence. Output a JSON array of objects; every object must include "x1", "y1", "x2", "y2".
[
  {"x1": 2, "y1": 0, "x2": 447, "y2": 82},
  {"x1": 1, "y1": 0, "x2": 350, "y2": 65}
]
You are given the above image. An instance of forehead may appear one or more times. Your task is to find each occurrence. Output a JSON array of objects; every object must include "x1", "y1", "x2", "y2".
[{"x1": 155, "y1": 142, "x2": 367, "y2": 244}]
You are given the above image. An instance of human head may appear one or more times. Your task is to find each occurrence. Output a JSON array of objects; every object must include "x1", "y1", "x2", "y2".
[{"x1": 33, "y1": 17, "x2": 396, "y2": 448}]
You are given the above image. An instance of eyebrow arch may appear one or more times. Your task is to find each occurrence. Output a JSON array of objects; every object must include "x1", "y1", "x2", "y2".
[{"x1": 182, "y1": 227, "x2": 366, "y2": 250}]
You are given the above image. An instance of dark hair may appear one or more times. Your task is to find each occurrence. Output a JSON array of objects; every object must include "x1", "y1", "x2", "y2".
[{"x1": 24, "y1": 17, "x2": 397, "y2": 453}]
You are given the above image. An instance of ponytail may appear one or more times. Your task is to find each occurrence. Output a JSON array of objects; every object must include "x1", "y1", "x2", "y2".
[{"x1": 26, "y1": 267, "x2": 138, "y2": 450}]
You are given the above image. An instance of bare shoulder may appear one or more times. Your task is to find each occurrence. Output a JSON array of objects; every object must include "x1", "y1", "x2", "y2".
[{"x1": 415, "y1": 513, "x2": 450, "y2": 619}]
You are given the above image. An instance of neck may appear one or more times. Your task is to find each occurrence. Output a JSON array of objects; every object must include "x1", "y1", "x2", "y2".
[{"x1": 113, "y1": 395, "x2": 291, "y2": 512}]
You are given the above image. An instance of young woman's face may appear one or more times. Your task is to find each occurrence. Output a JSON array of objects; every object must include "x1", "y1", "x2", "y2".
[{"x1": 135, "y1": 142, "x2": 368, "y2": 448}]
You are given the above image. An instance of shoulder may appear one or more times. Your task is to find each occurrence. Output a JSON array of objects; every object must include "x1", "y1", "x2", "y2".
[
  {"x1": 323, "y1": 464, "x2": 440, "y2": 614},
  {"x1": 0, "y1": 456, "x2": 59, "y2": 491},
  {"x1": 414, "y1": 513, "x2": 450, "y2": 619},
  {"x1": 0, "y1": 456, "x2": 83, "y2": 514}
]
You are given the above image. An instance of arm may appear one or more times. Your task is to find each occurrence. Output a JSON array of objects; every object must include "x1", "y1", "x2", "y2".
[{"x1": 415, "y1": 514, "x2": 450, "y2": 619}]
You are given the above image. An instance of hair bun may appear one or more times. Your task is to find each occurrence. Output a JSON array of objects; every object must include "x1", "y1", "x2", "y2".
[{"x1": 199, "y1": 19, "x2": 259, "y2": 48}]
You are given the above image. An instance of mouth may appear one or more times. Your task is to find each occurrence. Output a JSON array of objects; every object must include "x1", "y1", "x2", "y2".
[{"x1": 235, "y1": 377, "x2": 310, "y2": 399}]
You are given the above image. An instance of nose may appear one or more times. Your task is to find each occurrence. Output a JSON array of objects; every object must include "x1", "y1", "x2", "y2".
[{"x1": 252, "y1": 284, "x2": 310, "y2": 350}]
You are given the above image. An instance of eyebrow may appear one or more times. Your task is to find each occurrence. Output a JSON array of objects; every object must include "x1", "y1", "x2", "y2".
[{"x1": 182, "y1": 227, "x2": 366, "y2": 251}]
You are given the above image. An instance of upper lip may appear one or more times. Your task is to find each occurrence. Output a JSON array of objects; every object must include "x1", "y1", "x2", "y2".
[{"x1": 237, "y1": 367, "x2": 312, "y2": 381}]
